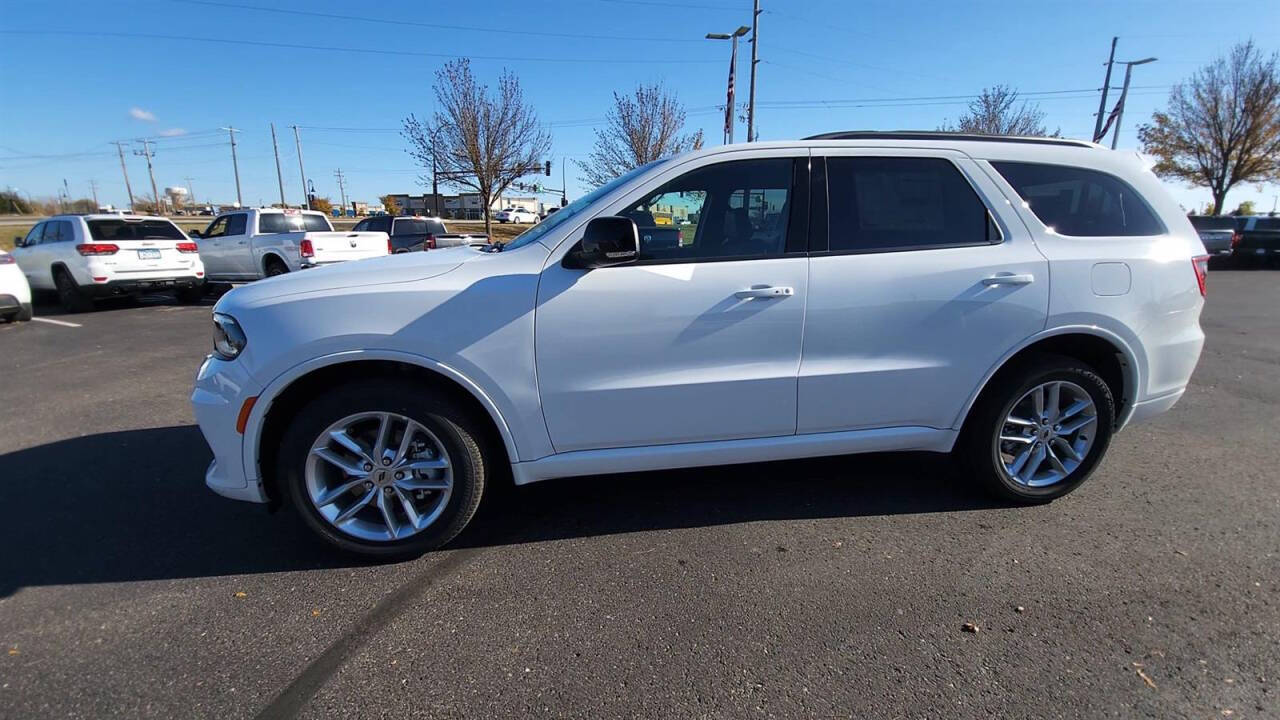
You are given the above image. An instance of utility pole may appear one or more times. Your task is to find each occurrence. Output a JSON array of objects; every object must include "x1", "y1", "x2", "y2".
[
  {"x1": 270, "y1": 122, "x2": 287, "y2": 208},
  {"x1": 334, "y1": 168, "x2": 348, "y2": 214},
  {"x1": 1093, "y1": 36, "x2": 1118, "y2": 143},
  {"x1": 134, "y1": 140, "x2": 161, "y2": 215},
  {"x1": 111, "y1": 141, "x2": 135, "y2": 211},
  {"x1": 184, "y1": 176, "x2": 197, "y2": 207},
  {"x1": 220, "y1": 126, "x2": 243, "y2": 207},
  {"x1": 1110, "y1": 57, "x2": 1157, "y2": 150},
  {"x1": 747, "y1": 0, "x2": 761, "y2": 142},
  {"x1": 561, "y1": 158, "x2": 567, "y2": 206},
  {"x1": 61, "y1": 178, "x2": 70, "y2": 213},
  {"x1": 88, "y1": 179, "x2": 99, "y2": 208},
  {"x1": 290, "y1": 125, "x2": 310, "y2": 210},
  {"x1": 706, "y1": 26, "x2": 749, "y2": 145},
  {"x1": 431, "y1": 130, "x2": 439, "y2": 216}
]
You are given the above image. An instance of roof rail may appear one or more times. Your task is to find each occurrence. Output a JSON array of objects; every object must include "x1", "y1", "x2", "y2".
[{"x1": 803, "y1": 130, "x2": 1096, "y2": 148}]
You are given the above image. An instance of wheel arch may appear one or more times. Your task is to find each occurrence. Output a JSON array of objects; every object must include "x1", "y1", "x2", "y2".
[
  {"x1": 246, "y1": 351, "x2": 519, "y2": 507},
  {"x1": 954, "y1": 326, "x2": 1142, "y2": 433},
  {"x1": 261, "y1": 252, "x2": 288, "y2": 274}
]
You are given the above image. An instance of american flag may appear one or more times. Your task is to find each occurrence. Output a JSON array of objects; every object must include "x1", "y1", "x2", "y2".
[{"x1": 725, "y1": 41, "x2": 737, "y2": 138}]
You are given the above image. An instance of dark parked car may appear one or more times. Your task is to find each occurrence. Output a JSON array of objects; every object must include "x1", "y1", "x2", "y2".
[
  {"x1": 1233, "y1": 215, "x2": 1280, "y2": 264},
  {"x1": 1187, "y1": 215, "x2": 1236, "y2": 256},
  {"x1": 352, "y1": 216, "x2": 487, "y2": 253}
]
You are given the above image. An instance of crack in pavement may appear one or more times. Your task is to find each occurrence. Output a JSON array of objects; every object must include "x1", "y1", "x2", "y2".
[{"x1": 254, "y1": 547, "x2": 483, "y2": 719}]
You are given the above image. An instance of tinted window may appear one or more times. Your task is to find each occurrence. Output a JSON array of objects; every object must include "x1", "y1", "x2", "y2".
[
  {"x1": 24, "y1": 222, "x2": 45, "y2": 246},
  {"x1": 226, "y1": 214, "x2": 248, "y2": 235},
  {"x1": 40, "y1": 220, "x2": 73, "y2": 243},
  {"x1": 619, "y1": 158, "x2": 796, "y2": 262},
  {"x1": 992, "y1": 161, "x2": 1164, "y2": 237},
  {"x1": 1188, "y1": 216, "x2": 1235, "y2": 231},
  {"x1": 87, "y1": 219, "x2": 183, "y2": 240},
  {"x1": 203, "y1": 216, "x2": 228, "y2": 238},
  {"x1": 302, "y1": 214, "x2": 332, "y2": 231},
  {"x1": 257, "y1": 213, "x2": 292, "y2": 234},
  {"x1": 1254, "y1": 218, "x2": 1280, "y2": 231},
  {"x1": 826, "y1": 157, "x2": 994, "y2": 252},
  {"x1": 364, "y1": 217, "x2": 390, "y2": 234}
]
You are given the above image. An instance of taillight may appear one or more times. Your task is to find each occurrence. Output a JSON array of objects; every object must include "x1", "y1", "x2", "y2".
[
  {"x1": 1231, "y1": 231, "x2": 1241, "y2": 248},
  {"x1": 299, "y1": 239, "x2": 314, "y2": 258},
  {"x1": 0, "y1": 254, "x2": 14, "y2": 264},
  {"x1": 426, "y1": 234, "x2": 436, "y2": 250},
  {"x1": 1192, "y1": 255, "x2": 1209, "y2": 297},
  {"x1": 76, "y1": 243, "x2": 119, "y2": 256},
  {"x1": 386, "y1": 236, "x2": 393, "y2": 255},
  {"x1": 176, "y1": 242, "x2": 199, "y2": 253}
]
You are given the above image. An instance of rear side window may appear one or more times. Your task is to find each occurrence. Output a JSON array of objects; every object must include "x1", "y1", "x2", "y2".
[
  {"x1": 257, "y1": 213, "x2": 291, "y2": 234},
  {"x1": 88, "y1": 219, "x2": 183, "y2": 240},
  {"x1": 826, "y1": 157, "x2": 996, "y2": 253},
  {"x1": 1255, "y1": 218, "x2": 1280, "y2": 231},
  {"x1": 992, "y1": 161, "x2": 1164, "y2": 237}
]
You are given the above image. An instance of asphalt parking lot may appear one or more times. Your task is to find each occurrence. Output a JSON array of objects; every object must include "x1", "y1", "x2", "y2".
[{"x1": 1, "y1": 270, "x2": 1277, "y2": 719}]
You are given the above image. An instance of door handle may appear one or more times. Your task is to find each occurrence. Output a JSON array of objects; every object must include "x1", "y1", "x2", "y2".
[
  {"x1": 238, "y1": 241, "x2": 247, "y2": 245},
  {"x1": 982, "y1": 273, "x2": 1035, "y2": 286},
  {"x1": 735, "y1": 286, "x2": 794, "y2": 299}
]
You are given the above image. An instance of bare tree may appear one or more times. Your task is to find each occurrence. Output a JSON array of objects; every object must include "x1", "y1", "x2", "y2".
[
  {"x1": 1139, "y1": 41, "x2": 1280, "y2": 216},
  {"x1": 403, "y1": 59, "x2": 551, "y2": 237},
  {"x1": 939, "y1": 85, "x2": 1055, "y2": 136},
  {"x1": 577, "y1": 83, "x2": 704, "y2": 189}
]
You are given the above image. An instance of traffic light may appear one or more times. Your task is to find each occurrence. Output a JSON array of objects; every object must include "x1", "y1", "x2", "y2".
[{"x1": 545, "y1": 160, "x2": 551, "y2": 176}]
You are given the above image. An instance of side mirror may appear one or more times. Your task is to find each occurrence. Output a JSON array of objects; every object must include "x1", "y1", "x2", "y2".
[
  {"x1": 13, "y1": 236, "x2": 23, "y2": 248},
  {"x1": 565, "y1": 216, "x2": 639, "y2": 269},
  {"x1": 188, "y1": 229, "x2": 202, "y2": 238}
]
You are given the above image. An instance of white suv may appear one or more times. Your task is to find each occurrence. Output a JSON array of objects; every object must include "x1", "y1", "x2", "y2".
[
  {"x1": 12, "y1": 214, "x2": 205, "y2": 312},
  {"x1": 192, "y1": 132, "x2": 1207, "y2": 557}
]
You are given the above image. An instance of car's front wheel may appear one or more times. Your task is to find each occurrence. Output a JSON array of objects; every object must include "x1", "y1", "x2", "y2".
[
  {"x1": 278, "y1": 380, "x2": 489, "y2": 557},
  {"x1": 959, "y1": 354, "x2": 1116, "y2": 503}
]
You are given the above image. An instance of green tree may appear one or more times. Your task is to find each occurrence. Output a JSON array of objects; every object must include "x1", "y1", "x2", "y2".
[
  {"x1": 1231, "y1": 200, "x2": 1257, "y2": 216},
  {"x1": 1139, "y1": 41, "x2": 1280, "y2": 216},
  {"x1": 310, "y1": 197, "x2": 334, "y2": 214},
  {"x1": 0, "y1": 191, "x2": 32, "y2": 214},
  {"x1": 380, "y1": 194, "x2": 401, "y2": 215}
]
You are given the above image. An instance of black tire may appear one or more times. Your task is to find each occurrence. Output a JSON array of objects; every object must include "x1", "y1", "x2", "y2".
[
  {"x1": 175, "y1": 282, "x2": 205, "y2": 304},
  {"x1": 278, "y1": 379, "x2": 489, "y2": 558},
  {"x1": 958, "y1": 353, "x2": 1116, "y2": 503},
  {"x1": 264, "y1": 257, "x2": 288, "y2": 277},
  {"x1": 53, "y1": 268, "x2": 93, "y2": 313},
  {"x1": 15, "y1": 302, "x2": 33, "y2": 322}
]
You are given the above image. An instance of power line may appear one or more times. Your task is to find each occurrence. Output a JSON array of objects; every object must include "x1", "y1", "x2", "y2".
[
  {"x1": 172, "y1": 0, "x2": 704, "y2": 43},
  {"x1": 0, "y1": 30, "x2": 720, "y2": 65}
]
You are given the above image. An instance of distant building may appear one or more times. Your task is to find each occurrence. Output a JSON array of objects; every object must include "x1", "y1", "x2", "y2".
[{"x1": 389, "y1": 192, "x2": 543, "y2": 220}]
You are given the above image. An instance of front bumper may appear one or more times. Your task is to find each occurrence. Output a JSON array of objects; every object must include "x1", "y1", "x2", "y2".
[{"x1": 192, "y1": 354, "x2": 268, "y2": 504}]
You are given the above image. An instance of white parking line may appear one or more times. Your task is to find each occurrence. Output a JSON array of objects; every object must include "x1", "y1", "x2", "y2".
[{"x1": 32, "y1": 317, "x2": 82, "y2": 328}]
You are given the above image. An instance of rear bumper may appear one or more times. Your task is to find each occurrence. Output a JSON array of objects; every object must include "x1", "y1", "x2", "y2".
[
  {"x1": 87, "y1": 276, "x2": 203, "y2": 297},
  {"x1": 1122, "y1": 388, "x2": 1185, "y2": 428}
]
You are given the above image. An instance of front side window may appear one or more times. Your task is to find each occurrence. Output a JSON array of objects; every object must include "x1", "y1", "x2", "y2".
[
  {"x1": 826, "y1": 157, "x2": 995, "y2": 253},
  {"x1": 992, "y1": 161, "x2": 1164, "y2": 237},
  {"x1": 620, "y1": 158, "x2": 795, "y2": 262},
  {"x1": 24, "y1": 222, "x2": 45, "y2": 246},
  {"x1": 226, "y1": 214, "x2": 248, "y2": 235},
  {"x1": 203, "y1": 216, "x2": 228, "y2": 238}
]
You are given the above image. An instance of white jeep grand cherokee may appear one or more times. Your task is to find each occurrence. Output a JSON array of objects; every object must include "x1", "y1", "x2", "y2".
[{"x1": 192, "y1": 132, "x2": 1207, "y2": 557}]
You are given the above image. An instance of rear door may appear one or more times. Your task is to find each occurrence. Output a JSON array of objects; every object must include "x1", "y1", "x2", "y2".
[
  {"x1": 84, "y1": 218, "x2": 190, "y2": 279},
  {"x1": 798, "y1": 151, "x2": 1049, "y2": 433}
]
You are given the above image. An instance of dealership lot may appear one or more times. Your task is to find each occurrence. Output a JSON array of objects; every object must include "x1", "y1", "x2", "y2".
[{"x1": 1, "y1": 271, "x2": 1277, "y2": 718}]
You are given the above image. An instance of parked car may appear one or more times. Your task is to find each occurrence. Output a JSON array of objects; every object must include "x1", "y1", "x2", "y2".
[
  {"x1": 1187, "y1": 215, "x2": 1236, "y2": 257},
  {"x1": 12, "y1": 214, "x2": 204, "y2": 312},
  {"x1": 1232, "y1": 215, "x2": 1280, "y2": 264},
  {"x1": 193, "y1": 132, "x2": 1207, "y2": 557},
  {"x1": 352, "y1": 216, "x2": 488, "y2": 253},
  {"x1": 0, "y1": 249, "x2": 33, "y2": 322},
  {"x1": 495, "y1": 208, "x2": 538, "y2": 224},
  {"x1": 191, "y1": 208, "x2": 389, "y2": 281}
]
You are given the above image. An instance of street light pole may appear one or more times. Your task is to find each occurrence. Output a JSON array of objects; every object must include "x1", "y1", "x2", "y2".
[
  {"x1": 706, "y1": 26, "x2": 750, "y2": 145},
  {"x1": 1093, "y1": 36, "x2": 1118, "y2": 142},
  {"x1": 1110, "y1": 57, "x2": 1157, "y2": 150}
]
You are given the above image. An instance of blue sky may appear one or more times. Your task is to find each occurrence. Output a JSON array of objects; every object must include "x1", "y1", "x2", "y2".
[{"x1": 2, "y1": 0, "x2": 1278, "y2": 214}]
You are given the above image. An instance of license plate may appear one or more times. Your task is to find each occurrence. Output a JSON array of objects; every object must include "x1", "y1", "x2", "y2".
[{"x1": 138, "y1": 249, "x2": 161, "y2": 260}]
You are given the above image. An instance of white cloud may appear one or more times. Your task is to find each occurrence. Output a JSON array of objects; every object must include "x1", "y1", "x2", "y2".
[
  {"x1": 129, "y1": 107, "x2": 156, "y2": 122},
  {"x1": 158, "y1": 128, "x2": 186, "y2": 137}
]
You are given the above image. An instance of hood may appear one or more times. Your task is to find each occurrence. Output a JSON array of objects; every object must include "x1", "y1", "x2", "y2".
[{"x1": 217, "y1": 245, "x2": 478, "y2": 310}]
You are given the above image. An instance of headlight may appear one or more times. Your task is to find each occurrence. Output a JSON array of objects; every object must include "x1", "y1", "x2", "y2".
[{"x1": 212, "y1": 312, "x2": 247, "y2": 360}]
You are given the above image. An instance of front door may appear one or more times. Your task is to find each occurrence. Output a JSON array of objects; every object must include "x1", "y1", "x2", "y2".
[
  {"x1": 798, "y1": 152, "x2": 1050, "y2": 433},
  {"x1": 535, "y1": 155, "x2": 810, "y2": 453},
  {"x1": 197, "y1": 215, "x2": 231, "y2": 277}
]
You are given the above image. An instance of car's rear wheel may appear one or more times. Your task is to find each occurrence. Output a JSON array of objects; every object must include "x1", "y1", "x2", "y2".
[
  {"x1": 959, "y1": 354, "x2": 1116, "y2": 503},
  {"x1": 53, "y1": 268, "x2": 93, "y2": 313},
  {"x1": 15, "y1": 302, "x2": 32, "y2": 321},
  {"x1": 264, "y1": 257, "x2": 288, "y2": 277},
  {"x1": 278, "y1": 380, "x2": 488, "y2": 557},
  {"x1": 175, "y1": 282, "x2": 205, "y2": 304}
]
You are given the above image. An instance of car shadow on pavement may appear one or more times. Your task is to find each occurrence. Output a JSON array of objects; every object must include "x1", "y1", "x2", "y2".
[{"x1": 0, "y1": 425, "x2": 1003, "y2": 595}]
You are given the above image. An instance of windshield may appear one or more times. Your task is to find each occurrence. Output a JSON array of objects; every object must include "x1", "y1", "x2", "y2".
[
  {"x1": 501, "y1": 159, "x2": 671, "y2": 251},
  {"x1": 87, "y1": 219, "x2": 185, "y2": 240},
  {"x1": 1189, "y1": 216, "x2": 1235, "y2": 231},
  {"x1": 258, "y1": 212, "x2": 334, "y2": 234}
]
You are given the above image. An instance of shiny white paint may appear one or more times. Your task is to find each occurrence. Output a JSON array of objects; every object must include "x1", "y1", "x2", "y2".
[
  {"x1": 0, "y1": 250, "x2": 32, "y2": 316},
  {"x1": 192, "y1": 139, "x2": 1205, "y2": 503},
  {"x1": 12, "y1": 214, "x2": 203, "y2": 290},
  {"x1": 197, "y1": 208, "x2": 388, "y2": 281}
]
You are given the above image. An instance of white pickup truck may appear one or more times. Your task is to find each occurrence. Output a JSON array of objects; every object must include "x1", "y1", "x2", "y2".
[{"x1": 192, "y1": 208, "x2": 389, "y2": 281}]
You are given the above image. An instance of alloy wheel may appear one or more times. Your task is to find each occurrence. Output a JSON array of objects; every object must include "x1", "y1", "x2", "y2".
[{"x1": 994, "y1": 380, "x2": 1098, "y2": 488}]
